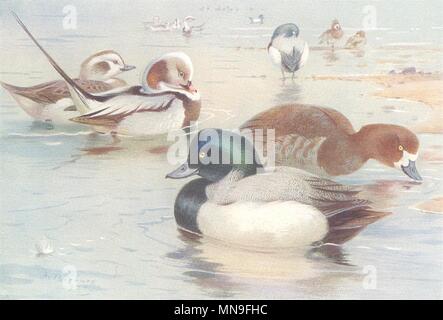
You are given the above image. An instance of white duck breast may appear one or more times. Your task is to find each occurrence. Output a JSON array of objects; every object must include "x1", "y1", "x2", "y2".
[
  {"x1": 269, "y1": 35, "x2": 309, "y2": 72},
  {"x1": 197, "y1": 201, "x2": 328, "y2": 249}
]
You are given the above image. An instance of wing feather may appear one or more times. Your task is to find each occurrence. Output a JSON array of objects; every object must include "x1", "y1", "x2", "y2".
[{"x1": 70, "y1": 92, "x2": 179, "y2": 125}]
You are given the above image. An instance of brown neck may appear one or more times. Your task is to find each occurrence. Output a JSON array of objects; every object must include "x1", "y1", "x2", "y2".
[
  {"x1": 351, "y1": 124, "x2": 387, "y2": 162},
  {"x1": 318, "y1": 133, "x2": 367, "y2": 176},
  {"x1": 181, "y1": 98, "x2": 201, "y2": 132}
]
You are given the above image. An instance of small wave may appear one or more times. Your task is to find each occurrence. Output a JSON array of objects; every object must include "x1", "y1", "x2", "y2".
[
  {"x1": 220, "y1": 34, "x2": 261, "y2": 39},
  {"x1": 229, "y1": 27, "x2": 273, "y2": 31},
  {"x1": 384, "y1": 246, "x2": 402, "y2": 251},
  {"x1": 43, "y1": 141, "x2": 62, "y2": 146},
  {"x1": 6, "y1": 130, "x2": 93, "y2": 138},
  {"x1": 384, "y1": 42, "x2": 433, "y2": 47}
]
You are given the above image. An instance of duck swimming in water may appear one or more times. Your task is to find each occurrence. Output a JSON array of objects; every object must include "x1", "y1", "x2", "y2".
[
  {"x1": 12, "y1": 13, "x2": 201, "y2": 136},
  {"x1": 0, "y1": 50, "x2": 135, "y2": 124},
  {"x1": 166, "y1": 129, "x2": 388, "y2": 249},
  {"x1": 240, "y1": 104, "x2": 422, "y2": 181}
]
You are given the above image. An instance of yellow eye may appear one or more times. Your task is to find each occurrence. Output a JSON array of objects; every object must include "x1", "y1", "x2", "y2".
[
  {"x1": 199, "y1": 151, "x2": 206, "y2": 159},
  {"x1": 398, "y1": 145, "x2": 404, "y2": 151}
]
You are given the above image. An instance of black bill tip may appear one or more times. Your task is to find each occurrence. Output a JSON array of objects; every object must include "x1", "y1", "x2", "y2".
[
  {"x1": 121, "y1": 64, "x2": 136, "y2": 72},
  {"x1": 401, "y1": 160, "x2": 423, "y2": 181},
  {"x1": 166, "y1": 162, "x2": 198, "y2": 179}
]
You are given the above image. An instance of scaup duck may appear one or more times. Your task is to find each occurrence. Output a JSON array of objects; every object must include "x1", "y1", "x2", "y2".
[
  {"x1": 240, "y1": 104, "x2": 422, "y2": 181},
  {"x1": 166, "y1": 128, "x2": 388, "y2": 249},
  {"x1": 1, "y1": 50, "x2": 135, "y2": 123},
  {"x1": 13, "y1": 13, "x2": 201, "y2": 136}
]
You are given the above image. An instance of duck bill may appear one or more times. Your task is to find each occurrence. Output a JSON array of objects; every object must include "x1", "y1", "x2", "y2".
[
  {"x1": 166, "y1": 162, "x2": 198, "y2": 179},
  {"x1": 121, "y1": 64, "x2": 136, "y2": 72},
  {"x1": 401, "y1": 160, "x2": 422, "y2": 181},
  {"x1": 181, "y1": 81, "x2": 198, "y2": 94}
]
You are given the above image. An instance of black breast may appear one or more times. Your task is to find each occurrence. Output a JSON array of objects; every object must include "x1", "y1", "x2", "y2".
[{"x1": 174, "y1": 178, "x2": 211, "y2": 234}]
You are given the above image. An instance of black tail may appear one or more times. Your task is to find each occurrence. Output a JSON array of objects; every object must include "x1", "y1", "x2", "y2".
[{"x1": 322, "y1": 207, "x2": 390, "y2": 245}]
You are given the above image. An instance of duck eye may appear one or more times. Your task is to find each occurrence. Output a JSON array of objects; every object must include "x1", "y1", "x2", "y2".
[
  {"x1": 178, "y1": 71, "x2": 185, "y2": 78},
  {"x1": 199, "y1": 151, "x2": 206, "y2": 159},
  {"x1": 398, "y1": 145, "x2": 404, "y2": 151}
]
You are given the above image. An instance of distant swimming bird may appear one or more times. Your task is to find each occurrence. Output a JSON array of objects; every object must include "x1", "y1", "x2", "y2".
[
  {"x1": 171, "y1": 18, "x2": 181, "y2": 30},
  {"x1": 249, "y1": 14, "x2": 264, "y2": 24},
  {"x1": 267, "y1": 23, "x2": 309, "y2": 80},
  {"x1": 1, "y1": 50, "x2": 135, "y2": 123},
  {"x1": 166, "y1": 128, "x2": 389, "y2": 248},
  {"x1": 150, "y1": 22, "x2": 171, "y2": 32},
  {"x1": 345, "y1": 30, "x2": 366, "y2": 49},
  {"x1": 241, "y1": 104, "x2": 422, "y2": 181},
  {"x1": 319, "y1": 19, "x2": 344, "y2": 48},
  {"x1": 182, "y1": 16, "x2": 204, "y2": 37},
  {"x1": 12, "y1": 13, "x2": 201, "y2": 136}
]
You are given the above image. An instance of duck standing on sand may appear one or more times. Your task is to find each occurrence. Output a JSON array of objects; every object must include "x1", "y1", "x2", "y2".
[
  {"x1": 249, "y1": 14, "x2": 264, "y2": 24},
  {"x1": 12, "y1": 13, "x2": 201, "y2": 136},
  {"x1": 1, "y1": 50, "x2": 135, "y2": 123},
  {"x1": 240, "y1": 104, "x2": 422, "y2": 181},
  {"x1": 345, "y1": 31, "x2": 366, "y2": 49},
  {"x1": 319, "y1": 19, "x2": 344, "y2": 48},
  {"x1": 268, "y1": 23, "x2": 309, "y2": 80},
  {"x1": 166, "y1": 129, "x2": 389, "y2": 248}
]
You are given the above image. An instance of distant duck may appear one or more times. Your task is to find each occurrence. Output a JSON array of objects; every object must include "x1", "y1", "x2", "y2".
[
  {"x1": 240, "y1": 104, "x2": 422, "y2": 181},
  {"x1": 319, "y1": 19, "x2": 344, "y2": 48},
  {"x1": 150, "y1": 22, "x2": 171, "y2": 32},
  {"x1": 182, "y1": 16, "x2": 204, "y2": 37},
  {"x1": 267, "y1": 23, "x2": 309, "y2": 80},
  {"x1": 171, "y1": 18, "x2": 181, "y2": 30},
  {"x1": 166, "y1": 128, "x2": 389, "y2": 248},
  {"x1": 345, "y1": 31, "x2": 367, "y2": 49},
  {"x1": 1, "y1": 50, "x2": 135, "y2": 123},
  {"x1": 249, "y1": 14, "x2": 264, "y2": 24},
  {"x1": 13, "y1": 13, "x2": 201, "y2": 136}
]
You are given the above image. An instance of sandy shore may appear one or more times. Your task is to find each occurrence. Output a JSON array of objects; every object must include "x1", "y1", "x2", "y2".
[
  {"x1": 413, "y1": 196, "x2": 443, "y2": 214},
  {"x1": 311, "y1": 73, "x2": 443, "y2": 133}
]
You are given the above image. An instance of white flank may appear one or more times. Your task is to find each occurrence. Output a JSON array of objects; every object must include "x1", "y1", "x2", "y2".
[
  {"x1": 118, "y1": 100, "x2": 185, "y2": 135},
  {"x1": 197, "y1": 201, "x2": 328, "y2": 249},
  {"x1": 299, "y1": 42, "x2": 310, "y2": 68},
  {"x1": 268, "y1": 46, "x2": 281, "y2": 67}
]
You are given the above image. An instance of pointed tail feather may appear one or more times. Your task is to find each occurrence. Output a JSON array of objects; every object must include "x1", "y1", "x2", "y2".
[
  {"x1": 0, "y1": 80, "x2": 23, "y2": 93},
  {"x1": 11, "y1": 12, "x2": 93, "y2": 114}
]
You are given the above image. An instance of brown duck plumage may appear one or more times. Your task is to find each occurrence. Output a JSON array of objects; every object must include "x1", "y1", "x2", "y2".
[{"x1": 240, "y1": 104, "x2": 421, "y2": 180}]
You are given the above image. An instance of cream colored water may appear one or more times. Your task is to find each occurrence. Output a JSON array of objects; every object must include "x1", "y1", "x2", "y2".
[{"x1": 0, "y1": 0, "x2": 442, "y2": 299}]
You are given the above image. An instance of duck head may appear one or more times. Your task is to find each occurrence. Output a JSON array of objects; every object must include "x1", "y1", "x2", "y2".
[
  {"x1": 268, "y1": 23, "x2": 300, "y2": 50},
  {"x1": 331, "y1": 19, "x2": 342, "y2": 32},
  {"x1": 142, "y1": 52, "x2": 200, "y2": 101},
  {"x1": 79, "y1": 50, "x2": 135, "y2": 81},
  {"x1": 166, "y1": 129, "x2": 262, "y2": 182},
  {"x1": 356, "y1": 30, "x2": 366, "y2": 38},
  {"x1": 271, "y1": 23, "x2": 300, "y2": 41},
  {"x1": 356, "y1": 124, "x2": 422, "y2": 181}
]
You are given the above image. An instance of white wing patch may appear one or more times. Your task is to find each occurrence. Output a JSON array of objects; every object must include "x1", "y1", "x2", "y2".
[{"x1": 82, "y1": 93, "x2": 178, "y2": 119}]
